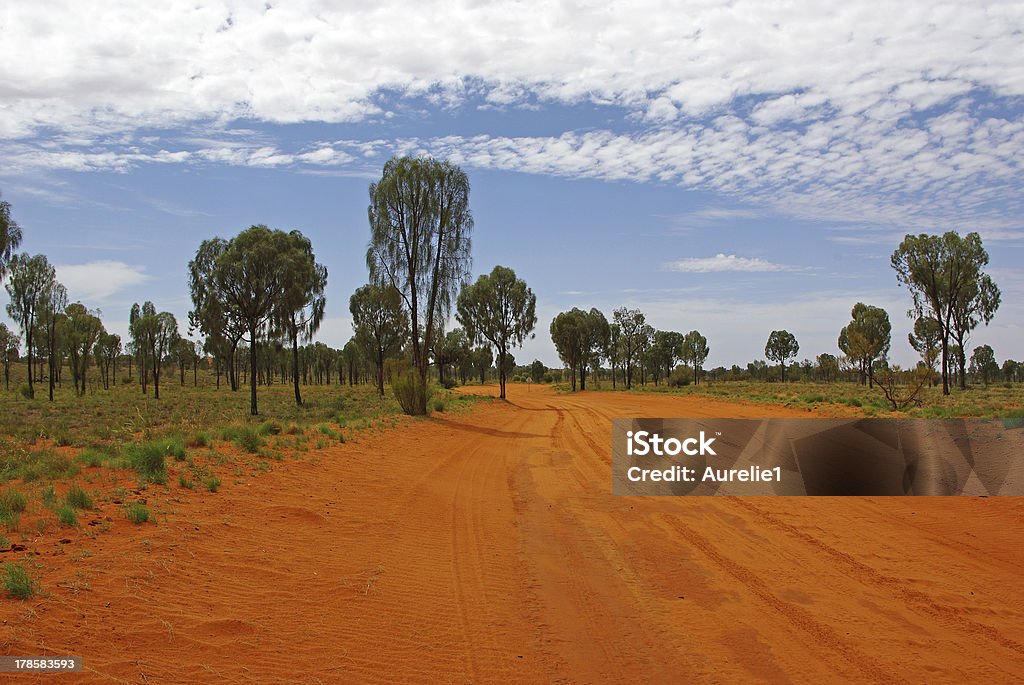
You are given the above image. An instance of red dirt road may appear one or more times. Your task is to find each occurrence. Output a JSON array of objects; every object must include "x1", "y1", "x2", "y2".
[{"x1": 2, "y1": 386, "x2": 1023, "y2": 683}]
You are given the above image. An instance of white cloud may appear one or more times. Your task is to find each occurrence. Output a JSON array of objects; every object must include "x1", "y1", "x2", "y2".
[
  {"x1": 55, "y1": 260, "x2": 150, "y2": 303},
  {"x1": 666, "y1": 254, "x2": 805, "y2": 273}
]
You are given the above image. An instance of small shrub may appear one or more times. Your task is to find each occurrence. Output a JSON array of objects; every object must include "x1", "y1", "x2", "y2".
[
  {"x1": 442, "y1": 377, "x2": 457, "y2": 390},
  {"x1": 18, "y1": 385, "x2": 33, "y2": 399},
  {"x1": 77, "y1": 448, "x2": 107, "y2": 467},
  {"x1": 668, "y1": 368, "x2": 692, "y2": 387},
  {"x1": 65, "y1": 485, "x2": 93, "y2": 510},
  {"x1": 392, "y1": 368, "x2": 429, "y2": 416},
  {"x1": 2, "y1": 563, "x2": 39, "y2": 599},
  {"x1": 56, "y1": 504, "x2": 78, "y2": 527},
  {"x1": 186, "y1": 432, "x2": 209, "y2": 449},
  {"x1": 257, "y1": 420, "x2": 282, "y2": 436},
  {"x1": 125, "y1": 439, "x2": 181, "y2": 483},
  {"x1": 845, "y1": 398, "x2": 863, "y2": 407},
  {"x1": 0, "y1": 490, "x2": 28, "y2": 515},
  {"x1": 178, "y1": 474, "x2": 194, "y2": 489},
  {"x1": 432, "y1": 397, "x2": 447, "y2": 413},
  {"x1": 125, "y1": 502, "x2": 150, "y2": 524},
  {"x1": 204, "y1": 476, "x2": 221, "y2": 493},
  {"x1": 41, "y1": 484, "x2": 56, "y2": 509}
]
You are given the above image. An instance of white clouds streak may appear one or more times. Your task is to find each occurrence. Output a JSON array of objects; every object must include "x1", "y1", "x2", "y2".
[
  {"x1": 666, "y1": 254, "x2": 805, "y2": 273},
  {"x1": 55, "y1": 260, "x2": 150, "y2": 302}
]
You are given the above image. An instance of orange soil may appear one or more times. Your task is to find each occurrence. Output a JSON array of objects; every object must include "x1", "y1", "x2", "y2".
[{"x1": 2, "y1": 385, "x2": 1023, "y2": 683}]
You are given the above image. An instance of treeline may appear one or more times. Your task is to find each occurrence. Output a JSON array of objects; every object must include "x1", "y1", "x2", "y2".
[{"x1": 548, "y1": 231, "x2": 1011, "y2": 394}]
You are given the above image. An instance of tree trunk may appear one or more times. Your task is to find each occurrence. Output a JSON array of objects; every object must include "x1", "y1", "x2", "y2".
[
  {"x1": 249, "y1": 325, "x2": 259, "y2": 415},
  {"x1": 498, "y1": 348, "x2": 506, "y2": 399},
  {"x1": 292, "y1": 328, "x2": 302, "y2": 406}
]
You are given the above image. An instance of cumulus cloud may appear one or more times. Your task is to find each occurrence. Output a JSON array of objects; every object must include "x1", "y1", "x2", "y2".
[
  {"x1": 55, "y1": 260, "x2": 150, "y2": 302},
  {"x1": 666, "y1": 254, "x2": 805, "y2": 273}
]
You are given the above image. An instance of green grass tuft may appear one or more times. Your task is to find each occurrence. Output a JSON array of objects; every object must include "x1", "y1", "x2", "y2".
[
  {"x1": 65, "y1": 484, "x2": 93, "y2": 510},
  {"x1": 125, "y1": 502, "x2": 150, "y2": 524},
  {"x1": 2, "y1": 562, "x2": 40, "y2": 599}
]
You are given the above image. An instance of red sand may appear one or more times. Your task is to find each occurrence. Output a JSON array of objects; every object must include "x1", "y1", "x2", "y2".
[{"x1": 1, "y1": 385, "x2": 1022, "y2": 683}]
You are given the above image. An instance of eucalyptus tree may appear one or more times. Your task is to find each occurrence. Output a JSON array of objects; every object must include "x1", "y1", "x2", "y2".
[
  {"x1": 64, "y1": 302, "x2": 104, "y2": 396},
  {"x1": 0, "y1": 323, "x2": 19, "y2": 391},
  {"x1": 550, "y1": 307, "x2": 609, "y2": 391},
  {"x1": 681, "y1": 330, "x2": 710, "y2": 385},
  {"x1": 5, "y1": 253, "x2": 56, "y2": 398},
  {"x1": 350, "y1": 283, "x2": 407, "y2": 396},
  {"x1": 38, "y1": 279, "x2": 68, "y2": 401},
  {"x1": 969, "y1": 345, "x2": 998, "y2": 386},
  {"x1": 131, "y1": 302, "x2": 178, "y2": 399},
  {"x1": 94, "y1": 332, "x2": 121, "y2": 389},
  {"x1": 471, "y1": 346, "x2": 492, "y2": 385},
  {"x1": 275, "y1": 230, "x2": 327, "y2": 406},
  {"x1": 366, "y1": 156, "x2": 473, "y2": 414},
  {"x1": 0, "y1": 193, "x2": 23, "y2": 278},
  {"x1": 908, "y1": 316, "x2": 941, "y2": 385},
  {"x1": 892, "y1": 231, "x2": 999, "y2": 395},
  {"x1": 837, "y1": 303, "x2": 891, "y2": 387},
  {"x1": 456, "y1": 265, "x2": 537, "y2": 400},
  {"x1": 612, "y1": 307, "x2": 646, "y2": 388},
  {"x1": 765, "y1": 330, "x2": 799, "y2": 382},
  {"x1": 189, "y1": 237, "x2": 244, "y2": 392},
  {"x1": 171, "y1": 336, "x2": 199, "y2": 386}
]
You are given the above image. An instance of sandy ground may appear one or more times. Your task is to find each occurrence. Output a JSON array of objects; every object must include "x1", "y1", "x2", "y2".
[{"x1": 1, "y1": 385, "x2": 1023, "y2": 683}]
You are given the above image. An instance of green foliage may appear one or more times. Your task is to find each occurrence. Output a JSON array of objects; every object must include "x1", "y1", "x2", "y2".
[
  {"x1": 551, "y1": 308, "x2": 611, "y2": 391},
  {"x1": 765, "y1": 330, "x2": 800, "y2": 381},
  {"x1": 178, "y1": 474, "x2": 194, "y2": 489},
  {"x1": 125, "y1": 440, "x2": 173, "y2": 484},
  {"x1": 125, "y1": 502, "x2": 150, "y2": 524},
  {"x1": 392, "y1": 367, "x2": 430, "y2": 416},
  {"x1": 204, "y1": 476, "x2": 221, "y2": 493},
  {"x1": 667, "y1": 368, "x2": 692, "y2": 387},
  {"x1": 56, "y1": 504, "x2": 78, "y2": 527},
  {"x1": 2, "y1": 562, "x2": 39, "y2": 599},
  {"x1": 0, "y1": 489, "x2": 27, "y2": 515},
  {"x1": 65, "y1": 484, "x2": 93, "y2": 510}
]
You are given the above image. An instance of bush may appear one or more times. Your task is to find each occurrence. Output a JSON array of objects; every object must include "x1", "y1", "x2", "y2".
[
  {"x1": 125, "y1": 502, "x2": 150, "y2": 524},
  {"x1": 0, "y1": 490, "x2": 28, "y2": 515},
  {"x1": 2, "y1": 563, "x2": 39, "y2": 599},
  {"x1": 432, "y1": 397, "x2": 447, "y2": 413},
  {"x1": 77, "y1": 448, "x2": 108, "y2": 467},
  {"x1": 668, "y1": 368, "x2": 692, "y2": 387},
  {"x1": 125, "y1": 440, "x2": 173, "y2": 484},
  {"x1": 442, "y1": 377, "x2": 457, "y2": 390},
  {"x1": 18, "y1": 385, "x2": 33, "y2": 399},
  {"x1": 65, "y1": 485, "x2": 93, "y2": 510},
  {"x1": 56, "y1": 504, "x2": 78, "y2": 527},
  {"x1": 204, "y1": 476, "x2": 221, "y2": 493},
  {"x1": 392, "y1": 368, "x2": 430, "y2": 416},
  {"x1": 221, "y1": 426, "x2": 264, "y2": 453},
  {"x1": 186, "y1": 432, "x2": 209, "y2": 448}
]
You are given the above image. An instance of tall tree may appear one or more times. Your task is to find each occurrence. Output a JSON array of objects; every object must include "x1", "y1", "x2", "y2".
[
  {"x1": 350, "y1": 283, "x2": 408, "y2": 397},
  {"x1": 949, "y1": 275, "x2": 1000, "y2": 390},
  {"x1": 63, "y1": 302, "x2": 104, "y2": 396},
  {"x1": 969, "y1": 345, "x2": 998, "y2": 386},
  {"x1": 366, "y1": 156, "x2": 474, "y2": 415},
  {"x1": 94, "y1": 332, "x2": 121, "y2": 389},
  {"x1": 204, "y1": 226, "x2": 296, "y2": 415},
  {"x1": 765, "y1": 330, "x2": 799, "y2": 382},
  {"x1": 275, "y1": 230, "x2": 328, "y2": 406},
  {"x1": 613, "y1": 307, "x2": 646, "y2": 388},
  {"x1": 837, "y1": 303, "x2": 891, "y2": 388},
  {"x1": 0, "y1": 193, "x2": 23, "y2": 278},
  {"x1": 0, "y1": 323, "x2": 19, "y2": 391},
  {"x1": 456, "y1": 266, "x2": 537, "y2": 400},
  {"x1": 550, "y1": 308, "x2": 608, "y2": 391},
  {"x1": 891, "y1": 231, "x2": 999, "y2": 395},
  {"x1": 908, "y1": 316, "x2": 942, "y2": 385},
  {"x1": 433, "y1": 327, "x2": 470, "y2": 388},
  {"x1": 680, "y1": 330, "x2": 709, "y2": 385},
  {"x1": 189, "y1": 237, "x2": 245, "y2": 392},
  {"x1": 5, "y1": 253, "x2": 55, "y2": 398},
  {"x1": 38, "y1": 279, "x2": 67, "y2": 401},
  {"x1": 130, "y1": 301, "x2": 157, "y2": 394},
  {"x1": 471, "y1": 346, "x2": 492, "y2": 385}
]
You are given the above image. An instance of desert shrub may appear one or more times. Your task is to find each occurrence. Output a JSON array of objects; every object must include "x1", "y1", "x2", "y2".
[
  {"x1": 186, "y1": 432, "x2": 210, "y2": 448},
  {"x1": 125, "y1": 502, "x2": 150, "y2": 524},
  {"x1": 668, "y1": 368, "x2": 691, "y2": 387},
  {"x1": 76, "y1": 448, "x2": 108, "y2": 467},
  {"x1": 0, "y1": 489, "x2": 28, "y2": 515},
  {"x1": 65, "y1": 485, "x2": 93, "y2": 510},
  {"x1": 392, "y1": 368, "x2": 430, "y2": 416},
  {"x1": 56, "y1": 504, "x2": 78, "y2": 527},
  {"x1": 221, "y1": 425, "x2": 264, "y2": 453},
  {"x1": 2, "y1": 563, "x2": 39, "y2": 599},
  {"x1": 125, "y1": 441, "x2": 173, "y2": 484},
  {"x1": 432, "y1": 397, "x2": 447, "y2": 413},
  {"x1": 204, "y1": 476, "x2": 221, "y2": 493},
  {"x1": 442, "y1": 377, "x2": 457, "y2": 390},
  {"x1": 257, "y1": 420, "x2": 282, "y2": 436}
]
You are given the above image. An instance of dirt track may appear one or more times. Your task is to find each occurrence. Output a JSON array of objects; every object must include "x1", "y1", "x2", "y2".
[{"x1": 2, "y1": 386, "x2": 1023, "y2": 683}]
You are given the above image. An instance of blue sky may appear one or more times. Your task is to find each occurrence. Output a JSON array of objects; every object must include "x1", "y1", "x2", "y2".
[{"x1": 1, "y1": 1, "x2": 1022, "y2": 369}]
